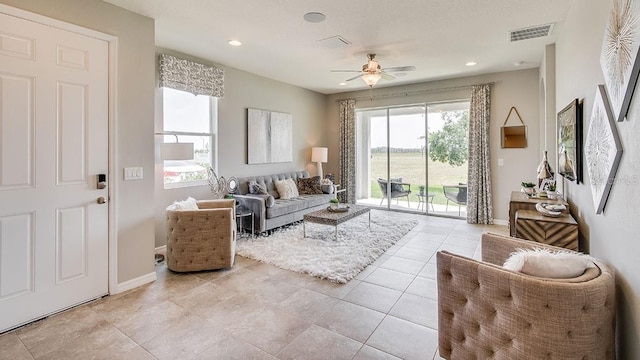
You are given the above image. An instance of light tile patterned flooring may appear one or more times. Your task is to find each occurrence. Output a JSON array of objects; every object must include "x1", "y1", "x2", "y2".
[{"x1": 0, "y1": 210, "x2": 508, "y2": 360}]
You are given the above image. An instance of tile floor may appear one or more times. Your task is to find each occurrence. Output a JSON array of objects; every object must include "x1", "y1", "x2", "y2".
[{"x1": 0, "y1": 210, "x2": 508, "y2": 360}]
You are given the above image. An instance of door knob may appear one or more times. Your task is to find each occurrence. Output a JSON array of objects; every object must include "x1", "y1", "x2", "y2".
[{"x1": 97, "y1": 197, "x2": 107, "y2": 204}]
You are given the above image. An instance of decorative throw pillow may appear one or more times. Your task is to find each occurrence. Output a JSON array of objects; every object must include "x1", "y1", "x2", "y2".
[
  {"x1": 503, "y1": 248, "x2": 596, "y2": 279},
  {"x1": 248, "y1": 180, "x2": 268, "y2": 195},
  {"x1": 390, "y1": 177, "x2": 404, "y2": 192},
  {"x1": 169, "y1": 196, "x2": 199, "y2": 210},
  {"x1": 287, "y1": 178, "x2": 299, "y2": 198},
  {"x1": 275, "y1": 179, "x2": 298, "y2": 200},
  {"x1": 297, "y1": 176, "x2": 323, "y2": 195}
]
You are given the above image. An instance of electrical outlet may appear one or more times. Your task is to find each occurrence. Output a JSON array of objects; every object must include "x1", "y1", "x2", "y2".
[{"x1": 498, "y1": 158, "x2": 504, "y2": 166}]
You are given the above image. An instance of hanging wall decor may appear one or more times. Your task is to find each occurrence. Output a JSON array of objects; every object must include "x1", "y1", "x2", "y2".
[
  {"x1": 247, "y1": 108, "x2": 293, "y2": 164},
  {"x1": 600, "y1": 0, "x2": 640, "y2": 122},
  {"x1": 585, "y1": 85, "x2": 623, "y2": 214},
  {"x1": 500, "y1": 106, "x2": 527, "y2": 148},
  {"x1": 557, "y1": 99, "x2": 583, "y2": 183}
]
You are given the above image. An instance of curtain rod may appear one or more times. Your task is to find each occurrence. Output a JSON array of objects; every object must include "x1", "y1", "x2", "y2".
[{"x1": 335, "y1": 82, "x2": 495, "y2": 103}]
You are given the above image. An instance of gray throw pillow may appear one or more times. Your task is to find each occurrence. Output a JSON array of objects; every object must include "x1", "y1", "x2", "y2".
[
  {"x1": 390, "y1": 177, "x2": 404, "y2": 192},
  {"x1": 248, "y1": 180, "x2": 268, "y2": 195}
]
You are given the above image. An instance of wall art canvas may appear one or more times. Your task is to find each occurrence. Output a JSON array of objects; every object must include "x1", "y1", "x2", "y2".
[
  {"x1": 557, "y1": 99, "x2": 583, "y2": 183},
  {"x1": 247, "y1": 108, "x2": 292, "y2": 164},
  {"x1": 585, "y1": 85, "x2": 623, "y2": 214},
  {"x1": 600, "y1": 0, "x2": 640, "y2": 122}
]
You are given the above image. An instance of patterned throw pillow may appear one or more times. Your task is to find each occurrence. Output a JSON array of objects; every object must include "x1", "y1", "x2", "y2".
[
  {"x1": 297, "y1": 176, "x2": 323, "y2": 195},
  {"x1": 248, "y1": 180, "x2": 268, "y2": 195},
  {"x1": 275, "y1": 179, "x2": 299, "y2": 199}
]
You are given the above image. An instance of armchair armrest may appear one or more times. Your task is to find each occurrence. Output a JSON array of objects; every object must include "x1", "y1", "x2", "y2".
[
  {"x1": 197, "y1": 199, "x2": 235, "y2": 210},
  {"x1": 481, "y1": 232, "x2": 566, "y2": 266}
]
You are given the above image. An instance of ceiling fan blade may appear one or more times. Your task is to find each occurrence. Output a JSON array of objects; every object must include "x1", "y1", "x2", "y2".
[
  {"x1": 345, "y1": 74, "x2": 364, "y2": 82},
  {"x1": 382, "y1": 65, "x2": 416, "y2": 72},
  {"x1": 330, "y1": 70, "x2": 362, "y2": 73},
  {"x1": 381, "y1": 73, "x2": 395, "y2": 81}
]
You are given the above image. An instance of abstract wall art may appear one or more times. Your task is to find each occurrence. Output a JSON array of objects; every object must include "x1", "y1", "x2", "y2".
[
  {"x1": 600, "y1": 0, "x2": 640, "y2": 122},
  {"x1": 247, "y1": 108, "x2": 293, "y2": 164},
  {"x1": 585, "y1": 85, "x2": 623, "y2": 214}
]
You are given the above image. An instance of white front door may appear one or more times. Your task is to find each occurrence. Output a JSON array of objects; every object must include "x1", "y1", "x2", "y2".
[{"x1": 0, "y1": 11, "x2": 109, "y2": 332}]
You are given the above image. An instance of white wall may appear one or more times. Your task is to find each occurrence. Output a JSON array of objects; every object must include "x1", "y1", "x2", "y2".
[
  {"x1": 326, "y1": 69, "x2": 541, "y2": 222},
  {"x1": 556, "y1": 1, "x2": 640, "y2": 357},
  {"x1": 0, "y1": 0, "x2": 157, "y2": 285},
  {"x1": 153, "y1": 49, "x2": 327, "y2": 247}
]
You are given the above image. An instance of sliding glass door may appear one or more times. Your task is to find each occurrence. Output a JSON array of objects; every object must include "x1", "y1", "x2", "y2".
[{"x1": 355, "y1": 101, "x2": 469, "y2": 218}]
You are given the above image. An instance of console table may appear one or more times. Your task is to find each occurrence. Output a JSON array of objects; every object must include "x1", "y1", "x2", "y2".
[
  {"x1": 515, "y1": 210, "x2": 578, "y2": 251},
  {"x1": 508, "y1": 191, "x2": 569, "y2": 236}
]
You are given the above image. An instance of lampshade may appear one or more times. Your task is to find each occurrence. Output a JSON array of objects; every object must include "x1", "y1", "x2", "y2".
[
  {"x1": 362, "y1": 73, "x2": 382, "y2": 87},
  {"x1": 161, "y1": 142, "x2": 194, "y2": 160},
  {"x1": 311, "y1": 147, "x2": 328, "y2": 163}
]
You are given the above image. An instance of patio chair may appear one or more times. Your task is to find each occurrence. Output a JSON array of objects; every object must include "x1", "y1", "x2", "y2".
[
  {"x1": 443, "y1": 184, "x2": 467, "y2": 216},
  {"x1": 377, "y1": 178, "x2": 411, "y2": 206}
]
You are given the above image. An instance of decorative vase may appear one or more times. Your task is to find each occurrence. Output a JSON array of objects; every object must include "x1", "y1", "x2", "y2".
[
  {"x1": 547, "y1": 191, "x2": 557, "y2": 200},
  {"x1": 330, "y1": 203, "x2": 338, "y2": 210}
]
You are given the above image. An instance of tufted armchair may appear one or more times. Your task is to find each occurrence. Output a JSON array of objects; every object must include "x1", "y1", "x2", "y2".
[
  {"x1": 166, "y1": 199, "x2": 236, "y2": 272},
  {"x1": 437, "y1": 232, "x2": 615, "y2": 360}
]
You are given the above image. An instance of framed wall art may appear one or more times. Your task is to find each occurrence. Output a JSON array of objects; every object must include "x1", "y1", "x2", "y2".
[
  {"x1": 585, "y1": 85, "x2": 623, "y2": 214},
  {"x1": 247, "y1": 108, "x2": 293, "y2": 164},
  {"x1": 600, "y1": 0, "x2": 640, "y2": 122},
  {"x1": 557, "y1": 99, "x2": 583, "y2": 183}
]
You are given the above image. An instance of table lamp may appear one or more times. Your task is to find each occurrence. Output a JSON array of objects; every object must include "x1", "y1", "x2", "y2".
[{"x1": 311, "y1": 147, "x2": 328, "y2": 179}]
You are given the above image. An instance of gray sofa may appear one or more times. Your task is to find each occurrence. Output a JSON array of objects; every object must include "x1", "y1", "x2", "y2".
[{"x1": 234, "y1": 170, "x2": 335, "y2": 234}]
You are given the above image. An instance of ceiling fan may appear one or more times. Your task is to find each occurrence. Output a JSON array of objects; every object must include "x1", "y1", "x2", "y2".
[{"x1": 331, "y1": 54, "x2": 416, "y2": 88}]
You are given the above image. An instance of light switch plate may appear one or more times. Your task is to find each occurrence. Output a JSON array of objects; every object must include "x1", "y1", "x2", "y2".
[
  {"x1": 124, "y1": 167, "x2": 143, "y2": 180},
  {"x1": 498, "y1": 158, "x2": 504, "y2": 166}
]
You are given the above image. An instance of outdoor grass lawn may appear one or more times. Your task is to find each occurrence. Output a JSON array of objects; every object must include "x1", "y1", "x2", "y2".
[{"x1": 368, "y1": 151, "x2": 467, "y2": 205}]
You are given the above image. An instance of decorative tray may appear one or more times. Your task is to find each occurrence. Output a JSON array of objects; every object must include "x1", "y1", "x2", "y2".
[
  {"x1": 327, "y1": 205, "x2": 349, "y2": 213},
  {"x1": 535, "y1": 202, "x2": 566, "y2": 217}
]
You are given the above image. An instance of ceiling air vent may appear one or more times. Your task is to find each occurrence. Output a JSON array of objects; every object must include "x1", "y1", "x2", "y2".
[
  {"x1": 318, "y1": 35, "x2": 351, "y2": 48},
  {"x1": 510, "y1": 23, "x2": 554, "y2": 42}
]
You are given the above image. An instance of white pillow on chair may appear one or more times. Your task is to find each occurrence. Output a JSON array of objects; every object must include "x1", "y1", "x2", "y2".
[
  {"x1": 503, "y1": 247, "x2": 596, "y2": 279},
  {"x1": 169, "y1": 196, "x2": 199, "y2": 210}
]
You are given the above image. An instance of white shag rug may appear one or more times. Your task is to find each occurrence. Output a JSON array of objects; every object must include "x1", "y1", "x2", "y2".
[{"x1": 236, "y1": 213, "x2": 418, "y2": 283}]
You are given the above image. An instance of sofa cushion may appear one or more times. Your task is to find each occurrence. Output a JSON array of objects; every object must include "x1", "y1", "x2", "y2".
[
  {"x1": 265, "y1": 194, "x2": 332, "y2": 219},
  {"x1": 297, "y1": 176, "x2": 323, "y2": 195}
]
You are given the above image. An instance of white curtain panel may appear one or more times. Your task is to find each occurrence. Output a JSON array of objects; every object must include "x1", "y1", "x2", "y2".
[
  {"x1": 467, "y1": 84, "x2": 494, "y2": 224},
  {"x1": 339, "y1": 99, "x2": 356, "y2": 203}
]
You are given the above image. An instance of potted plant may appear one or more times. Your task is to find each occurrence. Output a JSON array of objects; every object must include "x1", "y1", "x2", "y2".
[
  {"x1": 547, "y1": 182, "x2": 557, "y2": 199},
  {"x1": 329, "y1": 197, "x2": 340, "y2": 209},
  {"x1": 521, "y1": 182, "x2": 536, "y2": 195},
  {"x1": 418, "y1": 185, "x2": 425, "y2": 196}
]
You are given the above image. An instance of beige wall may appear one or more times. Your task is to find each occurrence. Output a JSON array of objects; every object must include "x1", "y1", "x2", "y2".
[
  {"x1": 326, "y1": 69, "x2": 541, "y2": 221},
  {"x1": 153, "y1": 49, "x2": 328, "y2": 247},
  {"x1": 556, "y1": 1, "x2": 640, "y2": 357},
  {"x1": 0, "y1": 0, "x2": 157, "y2": 284}
]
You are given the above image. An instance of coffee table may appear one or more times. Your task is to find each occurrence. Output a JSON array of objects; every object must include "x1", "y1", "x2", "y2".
[{"x1": 303, "y1": 204, "x2": 371, "y2": 240}]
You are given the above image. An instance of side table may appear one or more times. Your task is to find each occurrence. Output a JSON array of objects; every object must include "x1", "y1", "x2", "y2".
[
  {"x1": 515, "y1": 210, "x2": 578, "y2": 250},
  {"x1": 417, "y1": 193, "x2": 435, "y2": 211},
  {"x1": 236, "y1": 208, "x2": 254, "y2": 238}
]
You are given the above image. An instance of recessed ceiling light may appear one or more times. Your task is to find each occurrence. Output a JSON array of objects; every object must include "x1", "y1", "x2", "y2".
[
  {"x1": 339, "y1": 82, "x2": 347, "y2": 86},
  {"x1": 304, "y1": 12, "x2": 326, "y2": 23},
  {"x1": 466, "y1": 61, "x2": 477, "y2": 66},
  {"x1": 228, "y1": 40, "x2": 242, "y2": 46}
]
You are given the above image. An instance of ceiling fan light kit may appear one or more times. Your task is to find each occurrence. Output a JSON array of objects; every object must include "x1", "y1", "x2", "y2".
[{"x1": 332, "y1": 53, "x2": 415, "y2": 89}]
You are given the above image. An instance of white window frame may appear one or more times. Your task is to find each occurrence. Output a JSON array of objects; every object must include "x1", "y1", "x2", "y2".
[{"x1": 160, "y1": 88, "x2": 218, "y2": 189}]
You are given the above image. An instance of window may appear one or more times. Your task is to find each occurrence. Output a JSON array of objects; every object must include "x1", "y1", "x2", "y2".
[{"x1": 161, "y1": 87, "x2": 218, "y2": 188}]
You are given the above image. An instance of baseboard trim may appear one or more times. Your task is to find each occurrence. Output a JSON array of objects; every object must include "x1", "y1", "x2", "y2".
[
  {"x1": 113, "y1": 271, "x2": 157, "y2": 294},
  {"x1": 155, "y1": 245, "x2": 166, "y2": 252}
]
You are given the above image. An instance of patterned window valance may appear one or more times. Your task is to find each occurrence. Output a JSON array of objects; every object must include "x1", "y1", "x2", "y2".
[{"x1": 158, "y1": 54, "x2": 224, "y2": 98}]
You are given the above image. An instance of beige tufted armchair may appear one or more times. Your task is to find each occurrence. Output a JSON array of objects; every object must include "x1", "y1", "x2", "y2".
[
  {"x1": 437, "y1": 232, "x2": 615, "y2": 360},
  {"x1": 166, "y1": 199, "x2": 236, "y2": 272}
]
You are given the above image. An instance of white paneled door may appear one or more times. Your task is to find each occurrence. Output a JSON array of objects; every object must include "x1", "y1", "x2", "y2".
[{"x1": 0, "y1": 11, "x2": 109, "y2": 332}]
